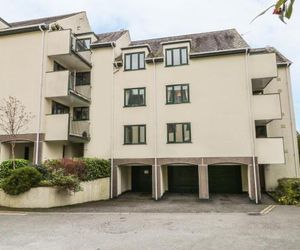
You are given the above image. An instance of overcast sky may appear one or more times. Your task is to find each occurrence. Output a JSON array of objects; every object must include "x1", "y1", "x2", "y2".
[{"x1": 0, "y1": 0, "x2": 299, "y2": 129}]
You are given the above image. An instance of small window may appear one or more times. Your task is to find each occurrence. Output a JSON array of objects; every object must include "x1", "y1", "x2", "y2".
[
  {"x1": 167, "y1": 123, "x2": 191, "y2": 143},
  {"x1": 76, "y1": 72, "x2": 91, "y2": 86},
  {"x1": 165, "y1": 47, "x2": 188, "y2": 67},
  {"x1": 73, "y1": 107, "x2": 89, "y2": 121},
  {"x1": 76, "y1": 38, "x2": 91, "y2": 52},
  {"x1": 124, "y1": 88, "x2": 146, "y2": 107},
  {"x1": 166, "y1": 84, "x2": 189, "y2": 104},
  {"x1": 52, "y1": 101, "x2": 69, "y2": 115},
  {"x1": 124, "y1": 52, "x2": 145, "y2": 71},
  {"x1": 124, "y1": 125, "x2": 146, "y2": 144},
  {"x1": 256, "y1": 125, "x2": 267, "y2": 138},
  {"x1": 53, "y1": 61, "x2": 66, "y2": 71}
]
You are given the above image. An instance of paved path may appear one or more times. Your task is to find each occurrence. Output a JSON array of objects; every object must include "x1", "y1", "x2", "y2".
[{"x1": 0, "y1": 205, "x2": 299, "y2": 250}]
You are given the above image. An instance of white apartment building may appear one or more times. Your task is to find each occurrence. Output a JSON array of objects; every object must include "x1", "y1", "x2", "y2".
[{"x1": 0, "y1": 12, "x2": 299, "y2": 203}]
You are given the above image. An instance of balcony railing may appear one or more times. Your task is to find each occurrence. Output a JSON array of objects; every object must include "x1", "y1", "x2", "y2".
[
  {"x1": 255, "y1": 138, "x2": 285, "y2": 164},
  {"x1": 45, "y1": 114, "x2": 90, "y2": 142},
  {"x1": 253, "y1": 94, "x2": 281, "y2": 123}
]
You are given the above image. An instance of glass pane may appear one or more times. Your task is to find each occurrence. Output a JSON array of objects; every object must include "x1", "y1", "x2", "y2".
[
  {"x1": 125, "y1": 127, "x2": 131, "y2": 144},
  {"x1": 182, "y1": 85, "x2": 189, "y2": 102},
  {"x1": 132, "y1": 126, "x2": 139, "y2": 143},
  {"x1": 125, "y1": 90, "x2": 130, "y2": 106},
  {"x1": 139, "y1": 53, "x2": 145, "y2": 69},
  {"x1": 166, "y1": 50, "x2": 172, "y2": 66},
  {"x1": 82, "y1": 108, "x2": 89, "y2": 120},
  {"x1": 139, "y1": 126, "x2": 145, "y2": 143},
  {"x1": 131, "y1": 54, "x2": 138, "y2": 70},
  {"x1": 183, "y1": 124, "x2": 190, "y2": 141},
  {"x1": 167, "y1": 86, "x2": 173, "y2": 103},
  {"x1": 181, "y1": 48, "x2": 188, "y2": 64},
  {"x1": 174, "y1": 85, "x2": 182, "y2": 103},
  {"x1": 168, "y1": 124, "x2": 175, "y2": 142},
  {"x1": 125, "y1": 55, "x2": 131, "y2": 70},
  {"x1": 173, "y1": 49, "x2": 180, "y2": 65},
  {"x1": 139, "y1": 89, "x2": 145, "y2": 105},
  {"x1": 176, "y1": 124, "x2": 183, "y2": 142}
]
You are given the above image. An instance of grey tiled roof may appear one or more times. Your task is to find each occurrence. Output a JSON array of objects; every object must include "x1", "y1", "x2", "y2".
[
  {"x1": 130, "y1": 29, "x2": 249, "y2": 57},
  {"x1": 250, "y1": 47, "x2": 291, "y2": 64},
  {"x1": 9, "y1": 12, "x2": 83, "y2": 28},
  {"x1": 96, "y1": 30, "x2": 128, "y2": 43}
]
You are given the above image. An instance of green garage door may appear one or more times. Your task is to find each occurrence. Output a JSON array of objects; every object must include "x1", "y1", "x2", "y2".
[
  {"x1": 208, "y1": 165, "x2": 242, "y2": 193},
  {"x1": 168, "y1": 166, "x2": 198, "y2": 193}
]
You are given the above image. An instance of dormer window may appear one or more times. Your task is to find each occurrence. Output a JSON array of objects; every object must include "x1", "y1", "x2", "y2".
[
  {"x1": 124, "y1": 52, "x2": 145, "y2": 71},
  {"x1": 165, "y1": 47, "x2": 188, "y2": 67}
]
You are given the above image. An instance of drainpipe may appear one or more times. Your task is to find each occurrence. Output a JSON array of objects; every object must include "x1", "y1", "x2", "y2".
[
  {"x1": 35, "y1": 24, "x2": 46, "y2": 165},
  {"x1": 153, "y1": 58, "x2": 158, "y2": 200},
  {"x1": 244, "y1": 48, "x2": 259, "y2": 204},
  {"x1": 285, "y1": 64, "x2": 300, "y2": 177}
]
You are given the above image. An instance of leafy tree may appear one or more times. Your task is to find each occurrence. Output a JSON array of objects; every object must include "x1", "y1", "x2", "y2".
[
  {"x1": 252, "y1": 0, "x2": 295, "y2": 23},
  {"x1": 0, "y1": 97, "x2": 34, "y2": 168}
]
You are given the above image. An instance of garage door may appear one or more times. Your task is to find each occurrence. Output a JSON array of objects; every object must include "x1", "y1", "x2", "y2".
[
  {"x1": 208, "y1": 165, "x2": 242, "y2": 193},
  {"x1": 168, "y1": 166, "x2": 198, "y2": 193},
  {"x1": 132, "y1": 166, "x2": 152, "y2": 193}
]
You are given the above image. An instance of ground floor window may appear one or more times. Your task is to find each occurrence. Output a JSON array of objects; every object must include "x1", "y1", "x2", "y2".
[
  {"x1": 167, "y1": 123, "x2": 191, "y2": 143},
  {"x1": 124, "y1": 125, "x2": 146, "y2": 144}
]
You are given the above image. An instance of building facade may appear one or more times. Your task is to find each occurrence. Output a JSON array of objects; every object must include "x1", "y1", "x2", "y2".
[{"x1": 0, "y1": 12, "x2": 299, "y2": 203}]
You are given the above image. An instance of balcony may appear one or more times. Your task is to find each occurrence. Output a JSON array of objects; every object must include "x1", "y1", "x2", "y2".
[
  {"x1": 45, "y1": 71, "x2": 91, "y2": 106},
  {"x1": 249, "y1": 53, "x2": 278, "y2": 91},
  {"x1": 253, "y1": 94, "x2": 282, "y2": 125},
  {"x1": 255, "y1": 138, "x2": 285, "y2": 164},
  {"x1": 45, "y1": 114, "x2": 90, "y2": 142},
  {"x1": 47, "y1": 30, "x2": 92, "y2": 71}
]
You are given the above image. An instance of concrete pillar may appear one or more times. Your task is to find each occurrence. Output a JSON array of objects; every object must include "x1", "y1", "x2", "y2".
[
  {"x1": 112, "y1": 164, "x2": 118, "y2": 198},
  {"x1": 33, "y1": 141, "x2": 43, "y2": 165},
  {"x1": 152, "y1": 165, "x2": 156, "y2": 199},
  {"x1": 198, "y1": 164, "x2": 209, "y2": 199},
  {"x1": 156, "y1": 165, "x2": 163, "y2": 199},
  {"x1": 248, "y1": 164, "x2": 261, "y2": 203}
]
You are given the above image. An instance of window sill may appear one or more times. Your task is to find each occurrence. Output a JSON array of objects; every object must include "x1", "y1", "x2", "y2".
[
  {"x1": 165, "y1": 102, "x2": 191, "y2": 105},
  {"x1": 165, "y1": 63, "x2": 189, "y2": 68},
  {"x1": 167, "y1": 141, "x2": 192, "y2": 144},
  {"x1": 124, "y1": 68, "x2": 146, "y2": 72},
  {"x1": 123, "y1": 143, "x2": 147, "y2": 145},
  {"x1": 123, "y1": 105, "x2": 146, "y2": 108}
]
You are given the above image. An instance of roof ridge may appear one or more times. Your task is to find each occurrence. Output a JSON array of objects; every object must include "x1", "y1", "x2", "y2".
[
  {"x1": 9, "y1": 11, "x2": 85, "y2": 26},
  {"x1": 131, "y1": 28, "x2": 237, "y2": 43}
]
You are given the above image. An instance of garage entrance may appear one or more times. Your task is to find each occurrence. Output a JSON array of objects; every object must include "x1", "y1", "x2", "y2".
[
  {"x1": 208, "y1": 165, "x2": 242, "y2": 193},
  {"x1": 168, "y1": 165, "x2": 198, "y2": 193},
  {"x1": 131, "y1": 166, "x2": 152, "y2": 193}
]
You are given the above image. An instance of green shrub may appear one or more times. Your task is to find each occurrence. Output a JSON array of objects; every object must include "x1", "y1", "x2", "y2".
[
  {"x1": 0, "y1": 159, "x2": 29, "y2": 179},
  {"x1": 34, "y1": 164, "x2": 50, "y2": 179},
  {"x1": 1, "y1": 167, "x2": 42, "y2": 195},
  {"x1": 50, "y1": 170, "x2": 82, "y2": 192},
  {"x1": 82, "y1": 158, "x2": 110, "y2": 181},
  {"x1": 275, "y1": 178, "x2": 300, "y2": 205}
]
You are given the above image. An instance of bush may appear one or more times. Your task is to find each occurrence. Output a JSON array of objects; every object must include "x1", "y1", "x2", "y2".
[
  {"x1": 50, "y1": 170, "x2": 82, "y2": 192},
  {"x1": 34, "y1": 164, "x2": 50, "y2": 179},
  {"x1": 0, "y1": 159, "x2": 29, "y2": 179},
  {"x1": 275, "y1": 178, "x2": 300, "y2": 205},
  {"x1": 82, "y1": 158, "x2": 110, "y2": 181},
  {"x1": 1, "y1": 167, "x2": 42, "y2": 195}
]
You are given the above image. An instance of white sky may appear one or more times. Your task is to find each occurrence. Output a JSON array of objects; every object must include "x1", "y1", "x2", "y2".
[{"x1": 0, "y1": 0, "x2": 299, "y2": 129}]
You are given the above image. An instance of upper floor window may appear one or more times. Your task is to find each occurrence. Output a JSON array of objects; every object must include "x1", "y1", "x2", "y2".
[
  {"x1": 52, "y1": 101, "x2": 69, "y2": 115},
  {"x1": 76, "y1": 38, "x2": 91, "y2": 52},
  {"x1": 73, "y1": 107, "x2": 89, "y2": 121},
  {"x1": 124, "y1": 88, "x2": 146, "y2": 107},
  {"x1": 53, "y1": 61, "x2": 66, "y2": 71},
  {"x1": 76, "y1": 72, "x2": 91, "y2": 86},
  {"x1": 124, "y1": 125, "x2": 146, "y2": 144},
  {"x1": 167, "y1": 123, "x2": 191, "y2": 143},
  {"x1": 165, "y1": 47, "x2": 188, "y2": 67},
  {"x1": 124, "y1": 52, "x2": 145, "y2": 71},
  {"x1": 166, "y1": 84, "x2": 189, "y2": 104}
]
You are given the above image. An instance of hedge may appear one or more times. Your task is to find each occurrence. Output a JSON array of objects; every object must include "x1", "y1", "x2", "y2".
[
  {"x1": 0, "y1": 159, "x2": 29, "y2": 179},
  {"x1": 275, "y1": 178, "x2": 300, "y2": 205}
]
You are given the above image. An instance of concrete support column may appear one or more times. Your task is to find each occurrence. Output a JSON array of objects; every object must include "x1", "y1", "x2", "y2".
[
  {"x1": 156, "y1": 165, "x2": 163, "y2": 200},
  {"x1": 198, "y1": 164, "x2": 209, "y2": 199},
  {"x1": 152, "y1": 165, "x2": 156, "y2": 199},
  {"x1": 112, "y1": 164, "x2": 118, "y2": 198},
  {"x1": 33, "y1": 140, "x2": 43, "y2": 165},
  {"x1": 248, "y1": 164, "x2": 261, "y2": 203}
]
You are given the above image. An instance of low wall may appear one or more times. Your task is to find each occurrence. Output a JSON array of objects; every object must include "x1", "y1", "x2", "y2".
[{"x1": 0, "y1": 177, "x2": 110, "y2": 208}]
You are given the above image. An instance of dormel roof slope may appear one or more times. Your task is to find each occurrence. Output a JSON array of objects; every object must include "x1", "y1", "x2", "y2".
[{"x1": 96, "y1": 30, "x2": 128, "y2": 43}]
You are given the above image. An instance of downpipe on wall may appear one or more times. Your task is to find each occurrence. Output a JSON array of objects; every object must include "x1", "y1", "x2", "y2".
[{"x1": 153, "y1": 58, "x2": 158, "y2": 201}]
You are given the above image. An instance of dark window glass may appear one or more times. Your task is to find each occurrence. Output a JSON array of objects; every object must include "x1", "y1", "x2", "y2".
[
  {"x1": 24, "y1": 146, "x2": 30, "y2": 160},
  {"x1": 52, "y1": 101, "x2": 69, "y2": 114},
  {"x1": 76, "y1": 72, "x2": 91, "y2": 86},
  {"x1": 165, "y1": 47, "x2": 188, "y2": 66},
  {"x1": 73, "y1": 107, "x2": 89, "y2": 121},
  {"x1": 167, "y1": 123, "x2": 191, "y2": 143},
  {"x1": 76, "y1": 38, "x2": 91, "y2": 51},
  {"x1": 124, "y1": 125, "x2": 146, "y2": 144},
  {"x1": 124, "y1": 53, "x2": 145, "y2": 71},
  {"x1": 166, "y1": 84, "x2": 190, "y2": 104},
  {"x1": 124, "y1": 88, "x2": 146, "y2": 107},
  {"x1": 53, "y1": 61, "x2": 66, "y2": 71},
  {"x1": 256, "y1": 126, "x2": 267, "y2": 138}
]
